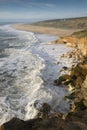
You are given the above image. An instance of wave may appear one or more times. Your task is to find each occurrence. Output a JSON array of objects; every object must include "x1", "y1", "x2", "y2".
[{"x1": 0, "y1": 25, "x2": 73, "y2": 124}]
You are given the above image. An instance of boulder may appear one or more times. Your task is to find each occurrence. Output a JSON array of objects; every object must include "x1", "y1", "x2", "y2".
[
  {"x1": 81, "y1": 76, "x2": 87, "y2": 107},
  {"x1": 54, "y1": 74, "x2": 72, "y2": 86},
  {"x1": 60, "y1": 66, "x2": 68, "y2": 72},
  {"x1": 0, "y1": 118, "x2": 24, "y2": 130},
  {"x1": 0, "y1": 116, "x2": 87, "y2": 130},
  {"x1": 33, "y1": 100, "x2": 51, "y2": 118}
]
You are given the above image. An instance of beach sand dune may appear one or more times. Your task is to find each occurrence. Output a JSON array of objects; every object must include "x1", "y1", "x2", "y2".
[{"x1": 13, "y1": 24, "x2": 80, "y2": 37}]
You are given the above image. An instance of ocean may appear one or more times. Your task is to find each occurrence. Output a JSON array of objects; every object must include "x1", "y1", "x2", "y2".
[{"x1": 0, "y1": 23, "x2": 73, "y2": 124}]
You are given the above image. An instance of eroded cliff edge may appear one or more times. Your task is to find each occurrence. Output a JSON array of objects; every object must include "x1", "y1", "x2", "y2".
[{"x1": 0, "y1": 30, "x2": 87, "y2": 130}]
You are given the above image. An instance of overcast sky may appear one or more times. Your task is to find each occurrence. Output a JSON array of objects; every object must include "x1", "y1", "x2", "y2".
[{"x1": 0, "y1": 0, "x2": 87, "y2": 21}]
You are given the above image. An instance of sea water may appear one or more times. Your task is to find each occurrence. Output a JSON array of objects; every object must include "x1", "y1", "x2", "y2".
[{"x1": 0, "y1": 24, "x2": 73, "y2": 124}]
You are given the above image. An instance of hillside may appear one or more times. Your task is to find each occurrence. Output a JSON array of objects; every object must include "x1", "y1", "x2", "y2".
[
  {"x1": 72, "y1": 29, "x2": 87, "y2": 37},
  {"x1": 32, "y1": 17, "x2": 87, "y2": 29}
]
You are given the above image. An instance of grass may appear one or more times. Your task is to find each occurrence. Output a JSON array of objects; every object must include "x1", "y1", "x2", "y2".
[
  {"x1": 32, "y1": 17, "x2": 87, "y2": 29},
  {"x1": 72, "y1": 30, "x2": 87, "y2": 38}
]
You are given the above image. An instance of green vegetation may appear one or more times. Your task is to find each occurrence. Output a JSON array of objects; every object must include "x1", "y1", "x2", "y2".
[
  {"x1": 32, "y1": 17, "x2": 87, "y2": 29},
  {"x1": 72, "y1": 30, "x2": 87, "y2": 37}
]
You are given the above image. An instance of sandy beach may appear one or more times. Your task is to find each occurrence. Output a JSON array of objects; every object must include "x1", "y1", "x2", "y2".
[{"x1": 13, "y1": 24, "x2": 81, "y2": 37}]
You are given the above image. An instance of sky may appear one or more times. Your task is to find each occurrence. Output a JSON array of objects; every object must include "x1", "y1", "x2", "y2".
[{"x1": 0, "y1": 0, "x2": 87, "y2": 22}]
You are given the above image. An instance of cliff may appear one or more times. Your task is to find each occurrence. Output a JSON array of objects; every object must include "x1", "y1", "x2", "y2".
[
  {"x1": 51, "y1": 30, "x2": 87, "y2": 58},
  {"x1": 54, "y1": 30, "x2": 87, "y2": 109},
  {"x1": 0, "y1": 110, "x2": 87, "y2": 130}
]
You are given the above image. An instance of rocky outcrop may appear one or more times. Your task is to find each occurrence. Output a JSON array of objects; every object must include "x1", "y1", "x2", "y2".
[
  {"x1": 54, "y1": 59, "x2": 87, "y2": 111},
  {"x1": 63, "y1": 49, "x2": 85, "y2": 61},
  {"x1": 58, "y1": 36, "x2": 87, "y2": 57},
  {"x1": 81, "y1": 76, "x2": 87, "y2": 107},
  {"x1": 51, "y1": 30, "x2": 87, "y2": 58},
  {"x1": 0, "y1": 95, "x2": 87, "y2": 130},
  {"x1": 33, "y1": 101, "x2": 51, "y2": 118},
  {"x1": 0, "y1": 115, "x2": 87, "y2": 130},
  {"x1": 53, "y1": 30, "x2": 87, "y2": 130},
  {"x1": 54, "y1": 59, "x2": 87, "y2": 87},
  {"x1": 50, "y1": 36, "x2": 79, "y2": 47}
]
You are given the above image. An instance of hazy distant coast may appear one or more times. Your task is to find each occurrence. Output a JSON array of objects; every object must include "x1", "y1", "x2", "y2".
[
  {"x1": 13, "y1": 17, "x2": 87, "y2": 37},
  {"x1": 13, "y1": 24, "x2": 80, "y2": 37}
]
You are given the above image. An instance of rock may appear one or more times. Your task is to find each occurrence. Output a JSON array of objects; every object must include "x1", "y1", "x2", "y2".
[
  {"x1": 55, "y1": 61, "x2": 60, "y2": 65},
  {"x1": 68, "y1": 63, "x2": 87, "y2": 110},
  {"x1": 1, "y1": 115, "x2": 87, "y2": 130},
  {"x1": 60, "y1": 66, "x2": 68, "y2": 72},
  {"x1": 54, "y1": 74, "x2": 71, "y2": 86},
  {"x1": 55, "y1": 59, "x2": 87, "y2": 113},
  {"x1": 0, "y1": 118, "x2": 25, "y2": 130},
  {"x1": 48, "y1": 40, "x2": 59, "y2": 44},
  {"x1": 69, "y1": 109, "x2": 87, "y2": 122},
  {"x1": 60, "y1": 54, "x2": 65, "y2": 58},
  {"x1": 33, "y1": 100, "x2": 51, "y2": 118},
  {"x1": 81, "y1": 76, "x2": 87, "y2": 107},
  {"x1": 0, "y1": 126, "x2": 4, "y2": 130},
  {"x1": 67, "y1": 61, "x2": 87, "y2": 88}
]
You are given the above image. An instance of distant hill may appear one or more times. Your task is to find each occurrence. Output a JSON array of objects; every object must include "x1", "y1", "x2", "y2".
[{"x1": 32, "y1": 17, "x2": 87, "y2": 29}]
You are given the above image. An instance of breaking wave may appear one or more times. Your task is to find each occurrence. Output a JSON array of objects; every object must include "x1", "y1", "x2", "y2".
[{"x1": 0, "y1": 25, "x2": 73, "y2": 124}]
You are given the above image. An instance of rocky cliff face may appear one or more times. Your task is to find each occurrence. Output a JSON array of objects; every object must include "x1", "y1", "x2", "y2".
[
  {"x1": 60, "y1": 36, "x2": 87, "y2": 57},
  {"x1": 51, "y1": 30, "x2": 87, "y2": 57},
  {"x1": 54, "y1": 59, "x2": 87, "y2": 109},
  {"x1": 52, "y1": 30, "x2": 87, "y2": 130},
  {"x1": 54, "y1": 30, "x2": 87, "y2": 127},
  {"x1": 0, "y1": 112, "x2": 87, "y2": 130}
]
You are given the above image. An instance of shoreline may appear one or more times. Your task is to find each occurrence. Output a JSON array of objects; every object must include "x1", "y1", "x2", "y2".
[
  {"x1": 0, "y1": 23, "x2": 87, "y2": 129},
  {"x1": 13, "y1": 24, "x2": 81, "y2": 37},
  {"x1": 0, "y1": 24, "x2": 74, "y2": 124}
]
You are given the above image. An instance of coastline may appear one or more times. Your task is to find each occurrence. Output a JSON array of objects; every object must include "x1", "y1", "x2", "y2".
[
  {"x1": 13, "y1": 24, "x2": 81, "y2": 37},
  {"x1": 0, "y1": 23, "x2": 87, "y2": 130},
  {"x1": 0, "y1": 24, "x2": 74, "y2": 124}
]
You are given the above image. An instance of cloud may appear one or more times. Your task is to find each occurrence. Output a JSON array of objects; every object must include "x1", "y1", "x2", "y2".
[
  {"x1": 0, "y1": 0, "x2": 56, "y2": 9},
  {"x1": 45, "y1": 3, "x2": 56, "y2": 8},
  {"x1": 20, "y1": 1, "x2": 57, "y2": 11}
]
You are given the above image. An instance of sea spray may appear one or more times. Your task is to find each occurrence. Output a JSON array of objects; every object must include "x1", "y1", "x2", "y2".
[{"x1": 0, "y1": 25, "x2": 73, "y2": 124}]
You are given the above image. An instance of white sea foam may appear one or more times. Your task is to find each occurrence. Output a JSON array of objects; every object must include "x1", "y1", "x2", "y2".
[{"x1": 0, "y1": 25, "x2": 74, "y2": 124}]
